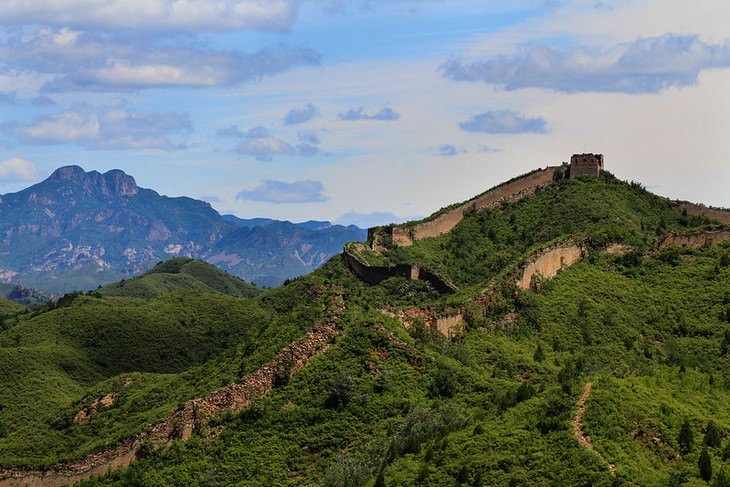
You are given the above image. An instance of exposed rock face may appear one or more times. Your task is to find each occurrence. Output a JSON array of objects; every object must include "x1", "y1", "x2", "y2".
[{"x1": 48, "y1": 166, "x2": 139, "y2": 197}]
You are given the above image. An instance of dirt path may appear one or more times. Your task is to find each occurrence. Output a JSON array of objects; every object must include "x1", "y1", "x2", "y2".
[
  {"x1": 0, "y1": 293, "x2": 344, "y2": 487},
  {"x1": 572, "y1": 382, "x2": 617, "y2": 477}
]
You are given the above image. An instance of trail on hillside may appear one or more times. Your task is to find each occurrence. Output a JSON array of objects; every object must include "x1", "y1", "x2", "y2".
[
  {"x1": 572, "y1": 382, "x2": 617, "y2": 477},
  {"x1": 0, "y1": 293, "x2": 344, "y2": 487}
]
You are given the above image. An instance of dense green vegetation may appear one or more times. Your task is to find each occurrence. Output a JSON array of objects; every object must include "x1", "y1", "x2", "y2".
[
  {"x1": 98, "y1": 258, "x2": 262, "y2": 299},
  {"x1": 82, "y1": 244, "x2": 730, "y2": 486},
  {"x1": 382, "y1": 175, "x2": 713, "y2": 292},
  {"x1": 0, "y1": 264, "x2": 327, "y2": 468},
  {"x1": 0, "y1": 174, "x2": 728, "y2": 486}
]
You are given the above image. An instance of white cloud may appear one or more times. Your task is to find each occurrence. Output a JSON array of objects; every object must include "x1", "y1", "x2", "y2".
[
  {"x1": 283, "y1": 103, "x2": 318, "y2": 125},
  {"x1": 236, "y1": 180, "x2": 327, "y2": 204},
  {"x1": 337, "y1": 106, "x2": 400, "y2": 121},
  {"x1": 0, "y1": 1, "x2": 297, "y2": 32},
  {"x1": 236, "y1": 137, "x2": 295, "y2": 160},
  {"x1": 434, "y1": 144, "x2": 463, "y2": 157},
  {"x1": 0, "y1": 28, "x2": 320, "y2": 92},
  {"x1": 442, "y1": 34, "x2": 730, "y2": 94},
  {"x1": 5, "y1": 104, "x2": 191, "y2": 150},
  {"x1": 459, "y1": 110, "x2": 548, "y2": 134},
  {"x1": 0, "y1": 157, "x2": 39, "y2": 181}
]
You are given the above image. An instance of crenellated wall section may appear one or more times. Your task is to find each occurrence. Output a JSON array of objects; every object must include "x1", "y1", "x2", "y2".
[{"x1": 380, "y1": 166, "x2": 561, "y2": 247}]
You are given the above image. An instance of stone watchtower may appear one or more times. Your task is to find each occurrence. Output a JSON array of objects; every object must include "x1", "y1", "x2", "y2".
[{"x1": 569, "y1": 153, "x2": 604, "y2": 178}]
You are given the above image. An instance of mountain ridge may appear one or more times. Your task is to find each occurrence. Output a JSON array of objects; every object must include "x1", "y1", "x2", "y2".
[{"x1": 0, "y1": 165, "x2": 366, "y2": 292}]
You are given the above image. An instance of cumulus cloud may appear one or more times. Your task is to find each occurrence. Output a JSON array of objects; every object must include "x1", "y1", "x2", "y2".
[
  {"x1": 0, "y1": 28, "x2": 320, "y2": 92},
  {"x1": 337, "y1": 106, "x2": 400, "y2": 121},
  {"x1": 441, "y1": 33, "x2": 730, "y2": 93},
  {"x1": 237, "y1": 137, "x2": 294, "y2": 161},
  {"x1": 0, "y1": 1, "x2": 297, "y2": 33},
  {"x1": 459, "y1": 110, "x2": 548, "y2": 134},
  {"x1": 4, "y1": 103, "x2": 191, "y2": 150},
  {"x1": 297, "y1": 130, "x2": 320, "y2": 145},
  {"x1": 283, "y1": 103, "x2": 318, "y2": 125},
  {"x1": 435, "y1": 144, "x2": 463, "y2": 157},
  {"x1": 229, "y1": 125, "x2": 322, "y2": 160},
  {"x1": 0, "y1": 158, "x2": 39, "y2": 181},
  {"x1": 236, "y1": 180, "x2": 327, "y2": 204}
]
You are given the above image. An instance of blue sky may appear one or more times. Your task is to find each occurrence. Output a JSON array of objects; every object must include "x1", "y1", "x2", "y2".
[{"x1": 1, "y1": 1, "x2": 729, "y2": 227}]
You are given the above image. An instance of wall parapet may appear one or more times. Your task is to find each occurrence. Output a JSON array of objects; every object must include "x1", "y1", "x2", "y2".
[
  {"x1": 370, "y1": 166, "x2": 562, "y2": 248},
  {"x1": 343, "y1": 248, "x2": 458, "y2": 294}
]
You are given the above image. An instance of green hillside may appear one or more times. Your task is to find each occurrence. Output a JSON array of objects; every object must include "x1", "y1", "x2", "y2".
[
  {"x1": 98, "y1": 257, "x2": 262, "y2": 299},
  {"x1": 0, "y1": 173, "x2": 729, "y2": 486}
]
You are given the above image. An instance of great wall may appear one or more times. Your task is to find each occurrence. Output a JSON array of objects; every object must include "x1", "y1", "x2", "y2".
[
  {"x1": 347, "y1": 153, "x2": 730, "y2": 339},
  {"x1": 4, "y1": 153, "x2": 730, "y2": 485},
  {"x1": 379, "y1": 238, "x2": 589, "y2": 338},
  {"x1": 0, "y1": 293, "x2": 344, "y2": 487},
  {"x1": 374, "y1": 166, "x2": 562, "y2": 248},
  {"x1": 656, "y1": 227, "x2": 730, "y2": 249}
]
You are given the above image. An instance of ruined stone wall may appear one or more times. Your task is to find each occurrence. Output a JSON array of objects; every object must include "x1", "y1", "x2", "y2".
[
  {"x1": 517, "y1": 241, "x2": 584, "y2": 290},
  {"x1": 390, "y1": 167, "x2": 560, "y2": 246},
  {"x1": 656, "y1": 228, "x2": 730, "y2": 249},
  {"x1": 391, "y1": 307, "x2": 464, "y2": 339},
  {"x1": 344, "y1": 249, "x2": 458, "y2": 293},
  {"x1": 435, "y1": 314, "x2": 464, "y2": 338},
  {"x1": 343, "y1": 249, "x2": 412, "y2": 284},
  {"x1": 676, "y1": 202, "x2": 730, "y2": 225},
  {"x1": 0, "y1": 295, "x2": 344, "y2": 487}
]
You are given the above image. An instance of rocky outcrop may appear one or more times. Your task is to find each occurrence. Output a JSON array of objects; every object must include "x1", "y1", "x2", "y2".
[{"x1": 0, "y1": 293, "x2": 344, "y2": 487}]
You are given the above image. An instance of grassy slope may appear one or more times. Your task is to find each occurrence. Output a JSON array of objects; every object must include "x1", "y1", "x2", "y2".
[
  {"x1": 384, "y1": 175, "x2": 712, "y2": 292},
  {"x1": 0, "y1": 264, "x2": 324, "y2": 468},
  {"x1": 98, "y1": 257, "x2": 262, "y2": 299}
]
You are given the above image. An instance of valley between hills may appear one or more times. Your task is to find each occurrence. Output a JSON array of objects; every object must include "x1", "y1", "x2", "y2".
[{"x1": 0, "y1": 160, "x2": 729, "y2": 486}]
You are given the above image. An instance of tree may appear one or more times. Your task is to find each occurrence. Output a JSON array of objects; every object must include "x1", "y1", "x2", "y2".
[
  {"x1": 706, "y1": 421, "x2": 722, "y2": 448},
  {"x1": 699, "y1": 447, "x2": 712, "y2": 482},
  {"x1": 533, "y1": 342, "x2": 546, "y2": 362},
  {"x1": 325, "y1": 371, "x2": 355, "y2": 410},
  {"x1": 679, "y1": 418, "x2": 694, "y2": 454}
]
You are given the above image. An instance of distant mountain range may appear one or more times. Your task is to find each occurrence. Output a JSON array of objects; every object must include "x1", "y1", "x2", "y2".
[{"x1": 0, "y1": 165, "x2": 366, "y2": 292}]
